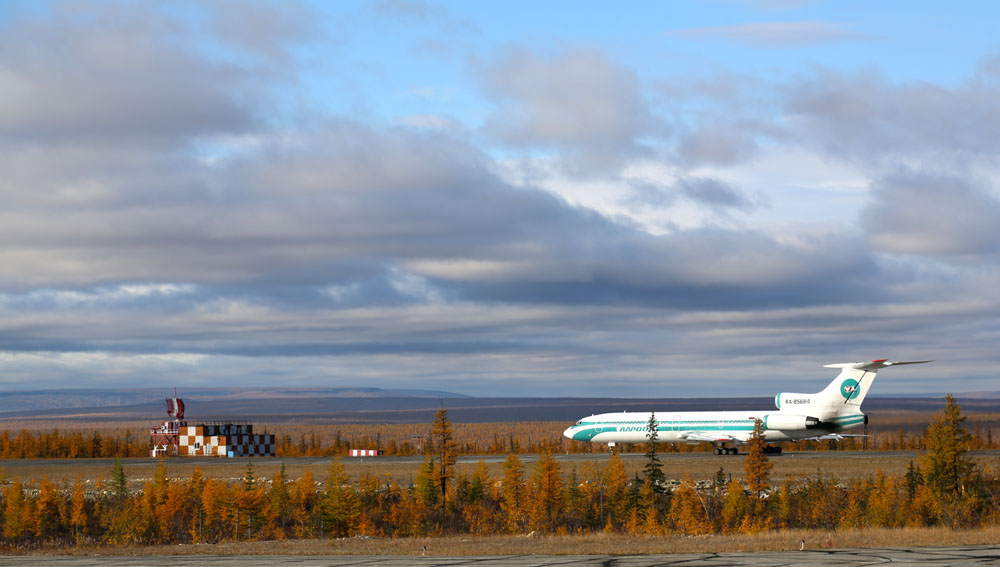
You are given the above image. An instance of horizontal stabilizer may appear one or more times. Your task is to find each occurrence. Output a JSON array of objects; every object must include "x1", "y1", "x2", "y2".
[{"x1": 823, "y1": 359, "x2": 933, "y2": 371}]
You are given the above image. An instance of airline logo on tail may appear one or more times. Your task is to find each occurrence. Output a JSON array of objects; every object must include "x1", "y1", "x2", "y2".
[{"x1": 840, "y1": 379, "x2": 860, "y2": 400}]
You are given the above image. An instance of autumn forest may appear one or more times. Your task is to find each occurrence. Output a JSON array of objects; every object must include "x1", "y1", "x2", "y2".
[{"x1": 0, "y1": 395, "x2": 997, "y2": 550}]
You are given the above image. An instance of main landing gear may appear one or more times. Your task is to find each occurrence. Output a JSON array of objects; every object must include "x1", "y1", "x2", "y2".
[{"x1": 712, "y1": 445, "x2": 783, "y2": 455}]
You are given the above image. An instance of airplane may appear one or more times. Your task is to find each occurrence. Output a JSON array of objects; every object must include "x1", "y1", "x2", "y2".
[{"x1": 562, "y1": 359, "x2": 932, "y2": 455}]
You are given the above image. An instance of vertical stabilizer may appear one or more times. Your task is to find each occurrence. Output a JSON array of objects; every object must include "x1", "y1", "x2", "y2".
[{"x1": 811, "y1": 359, "x2": 931, "y2": 417}]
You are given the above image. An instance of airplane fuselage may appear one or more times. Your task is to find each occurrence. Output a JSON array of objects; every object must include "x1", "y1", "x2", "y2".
[
  {"x1": 563, "y1": 410, "x2": 865, "y2": 445},
  {"x1": 562, "y1": 359, "x2": 930, "y2": 452}
]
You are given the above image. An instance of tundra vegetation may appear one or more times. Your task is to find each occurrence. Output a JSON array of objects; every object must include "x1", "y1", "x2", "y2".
[
  {"x1": 1, "y1": 398, "x2": 999, "y2": 551},
  {"x1": 4, "y1": 400, "x2": 1000, "y2": 459}
]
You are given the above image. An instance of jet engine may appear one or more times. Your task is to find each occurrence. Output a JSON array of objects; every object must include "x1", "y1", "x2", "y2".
[{"x1": 765, "y1": 414, "x2": 820, "y2": 431}]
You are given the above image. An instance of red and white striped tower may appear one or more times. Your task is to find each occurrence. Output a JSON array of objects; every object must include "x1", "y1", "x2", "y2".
[{"x1": 150, "y1": 387, "x2": 187, "y2": 457}]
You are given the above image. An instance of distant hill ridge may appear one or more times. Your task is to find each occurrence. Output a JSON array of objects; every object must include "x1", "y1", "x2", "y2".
[{"x1": 0, "y1": 387, "x2": 469, "y2": 414}]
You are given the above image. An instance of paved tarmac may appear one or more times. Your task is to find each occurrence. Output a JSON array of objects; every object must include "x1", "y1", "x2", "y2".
[
  {"x1": 6, "y1": 546, "x2": 1000, "y2": 567},
  {"x1": 11, "y1": 449, "x2": 996, "y2": 471}
]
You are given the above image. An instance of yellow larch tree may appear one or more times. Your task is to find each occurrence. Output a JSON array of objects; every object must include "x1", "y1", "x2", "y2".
[
  {"x1": 527, "y1": 452, "x2": 563, "y2": 532},
  {"x1": 499, "y1": 453, "x2": 526, "y2": 533},
  {"x1": 671, "y1": 478, "x2": 711, "y2": 535},
  {"x1": 320, "y1": 457, "x2": 359, "y2": 538},
  {"x1": 290, "y1": 468, "x2": 316, "y2": 538},
  {"x1": 70, "y1": 476, "x2": 89, "y2": 544},
  {"x1": 3, "y1": 479, "x2": 30, "y2": 540}
]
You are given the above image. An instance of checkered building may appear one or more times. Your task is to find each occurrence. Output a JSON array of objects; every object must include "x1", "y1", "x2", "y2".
[{"x1": 176, "y1": 422, "x2": 276, "y2": 457}]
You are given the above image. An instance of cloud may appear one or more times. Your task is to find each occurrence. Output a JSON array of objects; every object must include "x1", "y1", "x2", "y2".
[
  {"x1": 665, "y1": 21, "x2": 876, "y2": 48},
  {"x1": 0, "y1": 3, "x2": 261, "y2": 146},
  {"x1": 2, "y1": 4, "x2": 997, "y2": 395},
  {"x1": 209, "y1": 0, "x2": 322, "y2": 64},
  {"x1": 475, "y1": 47, "x2": 663, "y2": 175},
  {"x1": 396, "y1": 114, "x2": 461, "y2": 130},
  {"x1": 784, "y1": 67, "x2": 1000, "y2": 165},
  {"x1": 2, "y1": 82, "x2": 885, "y2": 336},
  {"x1": 651, "y1": 58, "x2": 1000, "y2": 196},
  {"x1": 976, "y1": 54, "x2": 1000, "y2": 80},
  {"x1": 624, "y1": 177, "x2": 757, "y2": 213},
  {"x1": 674, "y1": 124, "x2": 760, "y2": 166},
  {"x1": 676, "y1": 178, "x2": 757, "y2": 211},
  {"x1": 862, "y1": 170, "x2": 1000, "y2": 259}
]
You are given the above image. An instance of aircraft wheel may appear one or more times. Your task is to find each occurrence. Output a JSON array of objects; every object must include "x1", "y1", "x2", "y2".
[
  {"x1": 714, "y1": 448, "x2": 722, "y2": 455},
  {"x1": 775, "y1": 446, "x2": 783, "y2": 454},
  {"x1": 728, "y1": 448, "x2": 738, "y2": 455}
]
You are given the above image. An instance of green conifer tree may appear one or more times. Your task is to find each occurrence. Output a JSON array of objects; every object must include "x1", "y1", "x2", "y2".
[
  {"x1": 643, "y1": 412, "x2": 666, "y2": 493},
  {"x1": 431, "y1": 408, "x2": 457, "y2": 507},
  {"x1": 921, "y1": 394, "x2": 975, "y2": 497},
  {"x1": 110, "y1": 458, "x2": 128, "y2": 502},
  {"x1": 414, "y1": 454, "x2": 439, "y2": 509},
  {"x1": 904, "y1": 460, "x2": 924, "y2": 500}
]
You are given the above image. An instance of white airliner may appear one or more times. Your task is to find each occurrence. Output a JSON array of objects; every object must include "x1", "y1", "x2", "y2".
[{"x1": 563, "y1": 359, "x2": 931, "y2": 455}]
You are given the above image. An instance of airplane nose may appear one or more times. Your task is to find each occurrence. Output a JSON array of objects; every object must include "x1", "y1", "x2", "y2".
[{"x1": 563, "y1": 427, "x2": 574, "y2": 439}]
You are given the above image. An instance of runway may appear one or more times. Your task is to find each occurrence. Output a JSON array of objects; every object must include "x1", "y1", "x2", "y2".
[
  {"x1": 9, "y1": 449, "x2": 996, "y2": 469},
  {"x1": 6, "y1": 450, "x2": 1000, "y2": 487},
  {"x1": 6, "y1": 546, "x2": 1000, "y2": 566}
]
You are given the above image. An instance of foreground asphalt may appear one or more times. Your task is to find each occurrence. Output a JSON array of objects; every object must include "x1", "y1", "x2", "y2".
[{"x1": 6, "y1": 546, "x2": 1000, "y2": 567}]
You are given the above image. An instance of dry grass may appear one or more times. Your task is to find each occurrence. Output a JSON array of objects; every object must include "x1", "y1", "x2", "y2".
[{"x1": 21, "y1": 527, "x2": 1000, "y2": 556}]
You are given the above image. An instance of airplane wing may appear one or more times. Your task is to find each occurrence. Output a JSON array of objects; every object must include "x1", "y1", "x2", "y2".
[
  {"x1": 679, "y1": 431, "x2": 748, "y2": 444},
  {"x1": 804, "y1": 433, "x2": 869, "y2": 441}
]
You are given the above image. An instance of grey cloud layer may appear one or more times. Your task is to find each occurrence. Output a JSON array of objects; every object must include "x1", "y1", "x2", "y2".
[
  {"x1": 476, "y1": 47, "x2": 663, "y2": 174},
  {"x1": 785, "y1": 67, "x2": 1000, "y2": 164},
  {"x1": 656, "y1": 61, "x2": 1000, "y2": 265},
  {"x1": 0, "y1": 4, "x2": 993, "y2": 394},
  {"x1": 2, "y1": 114, "x2": 872, "y2": 304},
  {"x1": 863, "y1": 170, "x2": 1000, "y2": 258},
  {"x1": 0, "y1": 4, "x2": 261, "y2": 145}
]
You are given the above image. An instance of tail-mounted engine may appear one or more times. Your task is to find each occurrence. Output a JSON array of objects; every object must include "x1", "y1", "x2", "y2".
[{"x1": 764, "y1": 413, "x2": 821, "y2": 431}]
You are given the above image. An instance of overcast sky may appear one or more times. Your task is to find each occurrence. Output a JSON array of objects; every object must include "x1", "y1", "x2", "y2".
[{"x1": 0, "y1": 1, "x2": 995, "y2": 397}]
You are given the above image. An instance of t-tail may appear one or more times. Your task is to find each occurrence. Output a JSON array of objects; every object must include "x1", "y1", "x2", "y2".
[{"x1": 774, "y1": 359, "x2": 933, "y2": 420}]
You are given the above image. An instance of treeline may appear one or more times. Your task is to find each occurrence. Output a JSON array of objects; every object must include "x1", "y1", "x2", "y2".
[
  {"x1": 0, "y1": 449, "x2": 996, "y2": 547},
  {"x1": 0, "y1": 429, "x2": 150, "y2": 459},
  {"x1": 3, "y1": 418, "x2": 1000, "y2": 459},
  {"x1": 0, "y1": 396, "x2": 996, "y2": 549}
]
